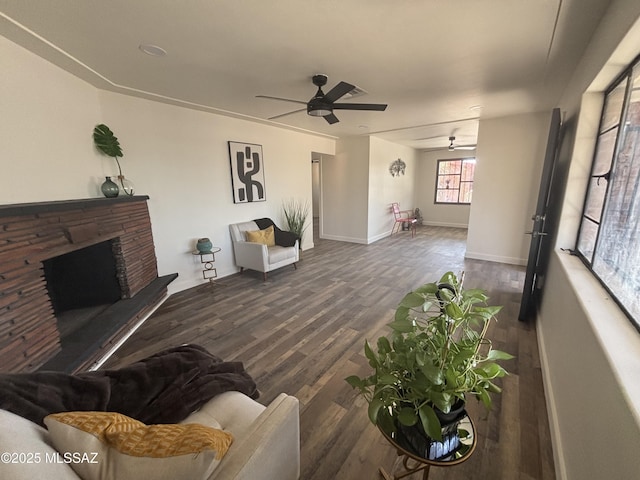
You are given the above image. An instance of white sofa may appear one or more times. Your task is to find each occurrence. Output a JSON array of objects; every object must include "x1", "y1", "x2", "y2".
[
  {"x1": 0, "y1": 391, "x2": 300, "y2": 480},
  {"x1": 229, "y1": 221, "x2": 299, "y2": 280}
]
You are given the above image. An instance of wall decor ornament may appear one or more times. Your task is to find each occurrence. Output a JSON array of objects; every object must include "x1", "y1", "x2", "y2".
[
  {"x1": 228, "y1": 141, "x2": 266, "y2": 203},
  {"x1": 389, "y1": 158, "x2": 406, "y2": 177}
]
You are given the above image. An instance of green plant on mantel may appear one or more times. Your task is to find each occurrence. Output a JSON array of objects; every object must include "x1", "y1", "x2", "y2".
[
  {"x1": 93, "y1": 124, "x2": 134, "y2": 196},
  {"x1": 282, "y1": 198, "x2": 310, "y2": 241},
  {"x1": 346, "y1": 271, "x2": 513, "y2": 441}
]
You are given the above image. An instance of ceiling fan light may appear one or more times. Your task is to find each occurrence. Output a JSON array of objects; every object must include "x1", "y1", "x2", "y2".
[{"x1": 308, "y1": 107, "x2": 332, "y2": 117}]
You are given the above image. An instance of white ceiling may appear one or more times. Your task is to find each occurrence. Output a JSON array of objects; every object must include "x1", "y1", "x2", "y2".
[{"x1": 0, "y1": 0, "x2": 612, "y2": 150}]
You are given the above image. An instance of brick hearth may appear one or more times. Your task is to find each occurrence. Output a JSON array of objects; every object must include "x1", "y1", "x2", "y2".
[{"x1": 0, "y1": 196, "x2": 175, "y2": 372}]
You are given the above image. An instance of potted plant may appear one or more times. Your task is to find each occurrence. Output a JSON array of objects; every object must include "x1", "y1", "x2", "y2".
[
  {"x1": 346, "y1": 271, "x2": 513, "y2": 443},
  {"x1": 93, "y1": 124, "x2": 135, "y2": 196},
  {"x1": 282, "y1": 199, "x2": 310, "y2": 243}
]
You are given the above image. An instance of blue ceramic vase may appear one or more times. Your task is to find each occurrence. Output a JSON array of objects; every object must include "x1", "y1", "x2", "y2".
[{"x1": 196, "y1": 238, "x2": 213, "y2": 254}]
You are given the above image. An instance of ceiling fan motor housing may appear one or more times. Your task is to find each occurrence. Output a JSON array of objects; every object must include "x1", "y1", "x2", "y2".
[
  {"x1": 307, "y1": 97, "x2": 331, "y2": 116},
  {"x1": 312, "y1": 74, "x2": 328, "y2": 87}
]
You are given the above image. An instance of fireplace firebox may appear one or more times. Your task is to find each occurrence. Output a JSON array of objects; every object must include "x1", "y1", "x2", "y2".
[{"x1": 44, "y1": 240, "x2": 121, "y2": 314}]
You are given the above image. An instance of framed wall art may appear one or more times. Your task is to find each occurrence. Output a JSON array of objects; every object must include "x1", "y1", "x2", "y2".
[{"x1": 228, "y1": 141, "x2": 266, "y2": 203}]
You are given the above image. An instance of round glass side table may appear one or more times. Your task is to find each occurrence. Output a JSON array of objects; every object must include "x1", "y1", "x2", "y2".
[
  {"x1": 378, "y1": 413, "x2": 477, "y2": 480},
  {"x1": 192, "y1": 247, "x2": 221, "y2": 283}
]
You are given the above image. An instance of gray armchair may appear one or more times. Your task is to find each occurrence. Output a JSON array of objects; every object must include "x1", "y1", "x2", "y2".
[{"x1": 229, "y1": 220, "x2": 299, "y2": 280}]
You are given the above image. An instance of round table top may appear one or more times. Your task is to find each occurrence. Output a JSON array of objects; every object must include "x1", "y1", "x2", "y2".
[
  {"x1": 378, "y1": 413, "x2": 477, "y2": 467},
  {"x1": 192, "y1": 247, "x2": 221, "y2": 255}
]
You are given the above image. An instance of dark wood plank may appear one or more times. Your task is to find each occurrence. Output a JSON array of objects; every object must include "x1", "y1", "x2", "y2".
[{"x1": 103, "y1": 225, "x2": 555, "y2": 479}]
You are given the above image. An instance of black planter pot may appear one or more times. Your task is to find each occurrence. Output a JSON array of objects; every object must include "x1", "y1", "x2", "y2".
[
  {"x1": 435, "y1": 398, "x2": 466, "y2": 426},
  {"x1": 396, "y1": 400, "x2": 467, "y2": 461}
]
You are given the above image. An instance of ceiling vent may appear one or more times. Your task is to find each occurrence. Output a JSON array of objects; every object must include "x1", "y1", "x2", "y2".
[{"x1": 342, "y1": 86, "x2": 366, "y2": 99}]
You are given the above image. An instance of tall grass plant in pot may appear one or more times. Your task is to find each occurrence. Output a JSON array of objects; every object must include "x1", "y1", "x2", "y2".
[{"x1": 282, "y1": 199, "x2": 310, "y2": 244}]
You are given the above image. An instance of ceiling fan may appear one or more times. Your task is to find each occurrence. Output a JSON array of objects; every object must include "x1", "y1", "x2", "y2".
[
  {"x1": 447, "y1": 136, "x2": 476, "y2": 151},
  {"x1": 257, "y1": 74, "x2": 387, "y2": 125}
]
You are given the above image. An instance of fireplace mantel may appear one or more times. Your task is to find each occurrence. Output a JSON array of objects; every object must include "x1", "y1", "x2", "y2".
[
  {"x1": 0, "y1": 196, "x2": 173, "y2": 372},
  {"x1": 0, "y1": 195, "x2": 151, "y2": 216}
]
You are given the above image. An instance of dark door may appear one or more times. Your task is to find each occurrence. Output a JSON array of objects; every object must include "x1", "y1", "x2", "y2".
[{"x1": 519, "y1": 108, "x2": 562, "y2": 321}]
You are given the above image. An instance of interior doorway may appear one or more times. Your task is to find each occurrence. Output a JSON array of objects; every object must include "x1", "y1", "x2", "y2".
[{"x1": 311, "y1": 153, "x2": 321, "y2": 242}]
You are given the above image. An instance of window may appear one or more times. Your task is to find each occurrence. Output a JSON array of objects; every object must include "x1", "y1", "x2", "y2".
[
  {"x1": 576, "y1": 55, "x2": 640, "y2": 330},
  {"x1": 435, "y1": 158, "x2": 476, "y2": 204}
]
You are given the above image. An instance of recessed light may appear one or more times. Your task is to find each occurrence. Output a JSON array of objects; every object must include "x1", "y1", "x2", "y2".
[
  {"x1": 139, "y1": 44, "x2": 167, "y2": 57},
  {"x1": 469, "y1": 105, "x2": 482, "y2": 111}
]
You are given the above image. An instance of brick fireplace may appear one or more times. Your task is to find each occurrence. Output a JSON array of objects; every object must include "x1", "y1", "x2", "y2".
[{"x1": 0, "y1": 196, "x2": 176, "y2": 373}]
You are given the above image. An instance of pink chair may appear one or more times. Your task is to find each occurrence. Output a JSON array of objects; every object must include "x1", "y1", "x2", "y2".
[{"x1": 391, "y1": 203, "x2": 417, "y2": 237}]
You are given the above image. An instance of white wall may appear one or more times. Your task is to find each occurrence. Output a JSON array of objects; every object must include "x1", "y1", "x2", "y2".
[
  {"x1": 368, "y1": 136, "x2": 417, "y2": 242},
  {"x1": 1, "y1": 36, "x2": 335, "y2": 294},
  {"x1": 536, "y1": 2, "x2": 640, "y2": 479},
  {"x1": 416, "y1": 149, "x2": 474, "y2": 228},
  {"x1": 466, "y1": 112, "x2": 551, "y2": 265},
  {"x1": 1, "y1": 35, "x2": 104, "y2": 202},
  {"x1": 320, "y1": 136, "x2": 417, "y2": 244},
  {"x1": 321, "y1": 136, "x2": 370, "y2": 243}
]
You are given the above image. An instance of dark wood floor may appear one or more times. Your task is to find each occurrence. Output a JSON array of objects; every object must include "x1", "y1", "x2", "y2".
[{"x1": 103, "y1": 225, "x2": 555, "y2": 480}]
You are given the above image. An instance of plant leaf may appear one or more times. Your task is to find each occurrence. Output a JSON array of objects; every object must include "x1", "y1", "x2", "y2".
[
  {"x1": 93, "y1": 124, "x2": 123, "y2": 158},
  {"x1": 368, "y1": 398, "x2": 384, "y2": 425},
  {"x1": 414, "y1": 283, "x2": 439, "y2": 295},
  {"x1": 477, "y1": 387, "x2": 492, "y2": 410},
  {"x1": 444, "y1": 302, "x2": 463, "y2": 319},
  {"x1": 480, "y1": 362, "x2": 506, "y2": 379},
  {"x1": 344, "y1": 375, "x2": 364, "y2": 389},
  {"x1": 400, "y1": 292, "x2": 426, "y2": 308},
  {"x1": 388, "y1": 317, "x2": 414, "y2": 333},
  {"x1": 487, "y1": 349, "x2": 515, "y2": 361},
  {"x1": 397, "y1": 407, "x2": 418, "y2": 426},
  {"x1": 418, "y1": 404, "x2": 443, "y2": 441},
  {"x1": 377, "y1": 336, "x2": 391, "y2": 355},
  {"x1": 421, "y1": 363, "x2": 444, "y2": 385},
  {"x1": 364, "y1": 340, "x2": 378, "y2": 367},
  {"x1": 377, "y1": 373, "x2": 397, "y2": 385}
]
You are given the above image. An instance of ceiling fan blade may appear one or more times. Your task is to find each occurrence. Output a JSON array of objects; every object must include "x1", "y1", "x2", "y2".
[
  {"x1": 323, "y1": 81, "x2": 355, "y2": 103},
  {"x1": 256, "y1": 95, "x2": 307, "y2": 105},
  {"x1": 454, "y1": 145, "x2": 477, "y2": 150},
  {"x1": 332, "y1": 103, "x2": 388, "y2": 111},
  {"x1": 324, "y1": 113, "x2": 340, "y2": 124},
  {"x1": 268, "y1": 108, "x2": 306, "y2": 120}
]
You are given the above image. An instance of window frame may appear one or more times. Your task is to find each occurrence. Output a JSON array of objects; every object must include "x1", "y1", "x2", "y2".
[
  {"x1": 434, "y1": 157, "x2": 476, "y2": 205},
  {"x1": 575, "y1": 53, "x2": 640, "y2": 332}
]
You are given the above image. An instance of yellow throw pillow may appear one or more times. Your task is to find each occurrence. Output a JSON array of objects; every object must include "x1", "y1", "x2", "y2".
[
  {"x1": 44, "y1": 411, "x2": 233, "y2": 480},
  {"x1": 245, "y1": 225, "x2": 275, "y2": 246}
]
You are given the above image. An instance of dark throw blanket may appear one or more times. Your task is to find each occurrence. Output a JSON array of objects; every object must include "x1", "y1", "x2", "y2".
[
  {"x1": 254, "y1": 217, "x2": 300, "y2": 247},
  {"x1": 0, "y1": 344, "x2": 258, "y2": 427}
]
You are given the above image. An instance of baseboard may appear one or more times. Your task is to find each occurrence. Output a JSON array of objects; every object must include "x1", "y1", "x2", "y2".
[
  {"x1": 368, "y1": 231, "x2": 392, "y2": 243},
  {"x1": 422, "y1": 221, "x2": 469, "y2": 229},
  {"x1": 536, "y1": 318, "x2": 568, "y2": 480},
  {"x1": 320, "y1": 233, "x2": 369, "y2": 244},
  {"x1": 464, "y1": 251, "x2": 527, "y2": 266}
]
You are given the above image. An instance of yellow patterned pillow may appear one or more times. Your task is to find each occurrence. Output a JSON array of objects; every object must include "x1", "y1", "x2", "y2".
[
  {"x1": 245, "y1": 225, "x2": 275, "y2": 246},
  {"x1": 44, "y1": 411, "x2": 233, "y2": 480}
]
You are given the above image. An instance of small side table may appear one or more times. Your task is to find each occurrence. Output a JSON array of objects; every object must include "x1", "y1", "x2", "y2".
[
  {"x1": 192, "y1": 247, "x2": 221, "y2": 283},
  {"x1": 378, "y1": 414, "x2": 476, "y2": 480}
]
